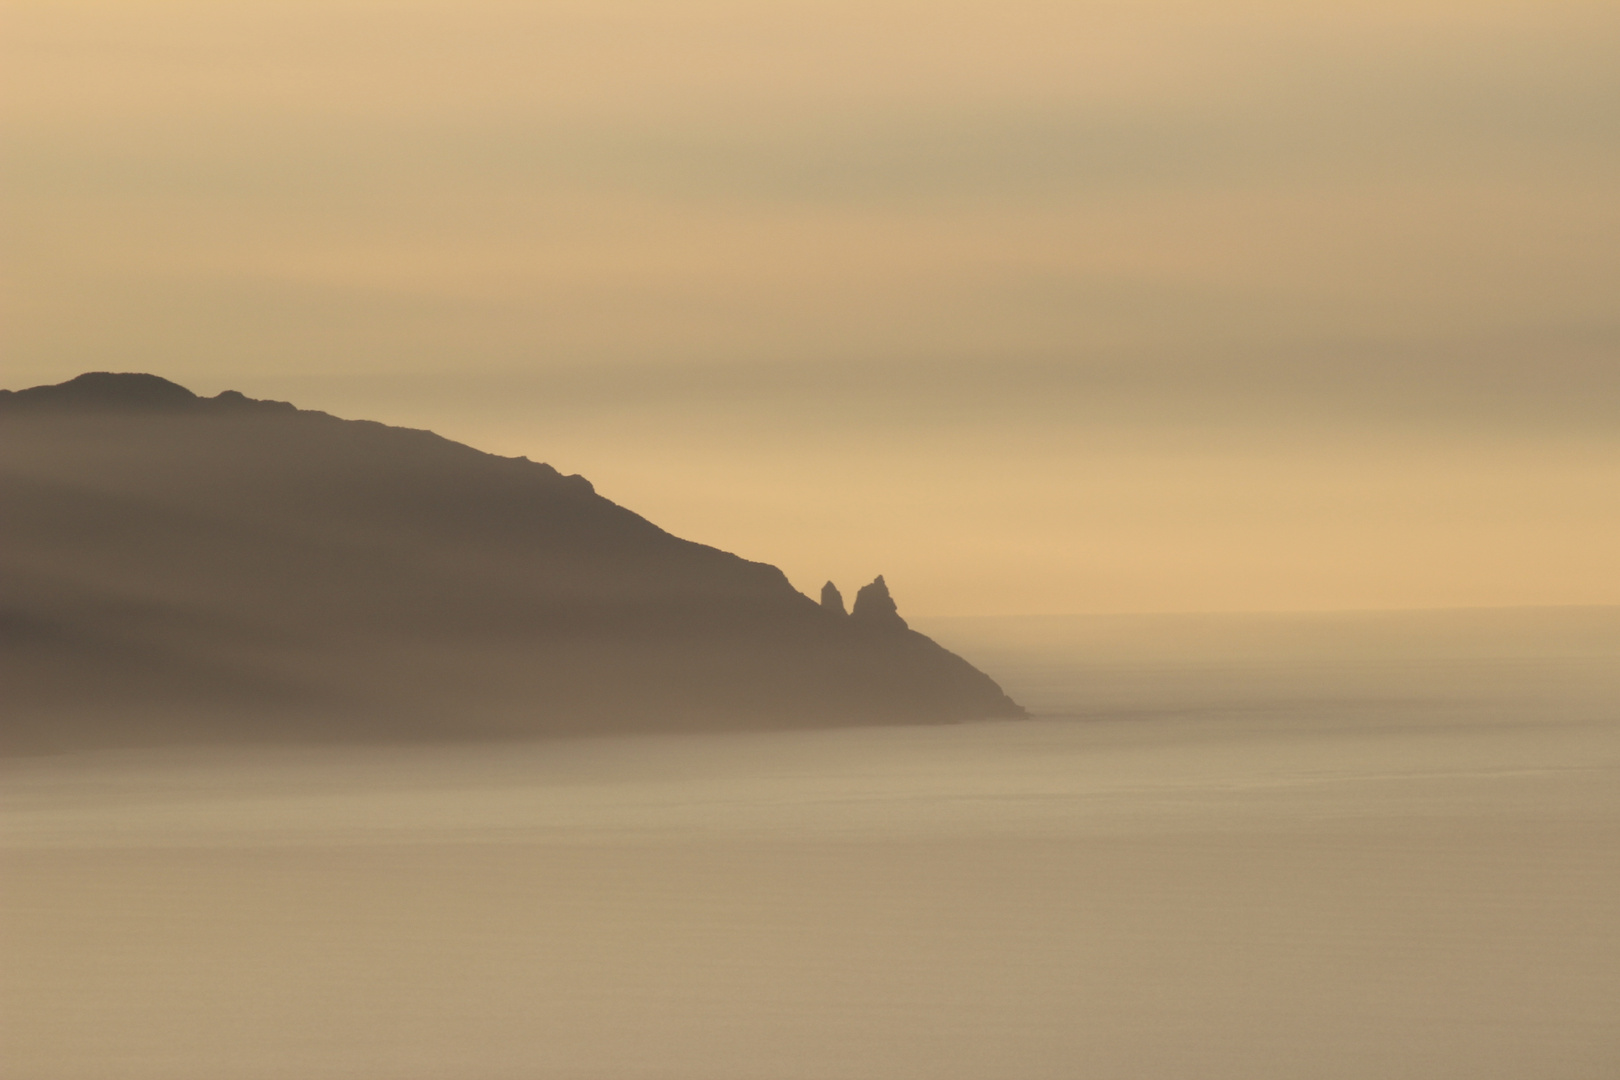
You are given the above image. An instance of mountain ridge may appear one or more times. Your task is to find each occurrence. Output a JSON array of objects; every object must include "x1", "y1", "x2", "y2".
[{"x1": 1, "y1": 372, "x2": 1023, "y2": 752}]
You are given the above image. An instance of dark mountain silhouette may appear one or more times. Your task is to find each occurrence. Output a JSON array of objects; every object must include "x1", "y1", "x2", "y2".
[
  {"x1": 1, "y1": 373, "x2": 1023, "y2": 752},
  {"x1": 853, "y1": 575, "x2": 907, "y2": 629}
]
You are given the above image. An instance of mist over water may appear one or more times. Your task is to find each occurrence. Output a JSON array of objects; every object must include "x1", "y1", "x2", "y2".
[
  {"x1": 8, "y1": 1, "x2": 1616, "y2": 1073},
  {"x1": 918, "y1": 606, "x2": 1620, "y2": 722},
  {"x1": 5, "y1": 608, "x2": 1618, "y2": 1079}
]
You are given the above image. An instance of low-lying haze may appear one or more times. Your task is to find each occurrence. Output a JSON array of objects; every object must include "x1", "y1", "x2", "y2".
[
  {"x1": 6, "y1": 609, "x2": 1616, "y2": 1079},
  {"x1": 7, "y1": 8, "x2": 1617, "y2": 1077}
]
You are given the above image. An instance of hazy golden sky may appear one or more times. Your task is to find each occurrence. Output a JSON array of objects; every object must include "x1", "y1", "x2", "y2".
[{"x1": 5, "y1": 0, "x2": 1617, "y2": 613}]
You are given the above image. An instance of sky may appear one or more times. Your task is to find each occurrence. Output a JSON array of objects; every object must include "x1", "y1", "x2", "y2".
[{"x1": 4, "y1": 0, "x2": 1617, "y2": 615}]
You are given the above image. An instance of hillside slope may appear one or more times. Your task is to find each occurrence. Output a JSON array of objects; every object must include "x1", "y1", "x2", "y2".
[{"x1": 1, "y1": 373, "x2": 1022, "y2": 750}]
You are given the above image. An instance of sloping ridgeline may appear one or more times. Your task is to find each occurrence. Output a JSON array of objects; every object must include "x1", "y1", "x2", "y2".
[{"x1": 1, "y1": 373, "x2": 1022, "y2": 751}]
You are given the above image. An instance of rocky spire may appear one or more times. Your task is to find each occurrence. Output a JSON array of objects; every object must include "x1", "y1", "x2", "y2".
[
  {"x1": 851, "y1": 575, "x2": 907, "y2": 630},
  {"x1": 820, "y1": 581, "x2": 847, "y2": 615}
]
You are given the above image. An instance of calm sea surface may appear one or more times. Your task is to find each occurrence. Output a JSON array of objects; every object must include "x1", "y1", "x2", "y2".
[{"x1": 5, "y1": 609, "x2": 1618, "y2": 1079}]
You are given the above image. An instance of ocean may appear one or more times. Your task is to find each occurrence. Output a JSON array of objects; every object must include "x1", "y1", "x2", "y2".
[{"x1": 4, "y1": 608, "x2": 1617, "y2": 1079}]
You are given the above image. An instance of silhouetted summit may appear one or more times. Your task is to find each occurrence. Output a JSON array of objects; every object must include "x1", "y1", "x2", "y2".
[
  {"x1": 0, "y1": 371, "x2": 198, "y2": 410},
  {"x1": 0, "y1": 372, "x2": 303, "y2": 417},
  {"x1": 820, "y1": 581, "x2": 847, "y2": 615},
  {"x1": 853, "y1": 575, "x2": 908, "y2": 630},
  {"x1": 1, "y1": 373, "x2": 1023, "y2": 751}
]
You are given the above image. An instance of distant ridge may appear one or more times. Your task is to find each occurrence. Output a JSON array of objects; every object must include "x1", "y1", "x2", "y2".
[
  {"x1": 0, "y1": 371, "x2": 196, "y2": 409},
  {"x1": 1, "y1": 372, "x2": 1023, "y2": 751},
  {"x1": 0, "y1": 371, "x2": 301, "y2": 415}
]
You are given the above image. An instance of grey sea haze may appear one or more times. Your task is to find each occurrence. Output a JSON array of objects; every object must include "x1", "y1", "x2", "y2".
[{"x1": 4, "y1": 608, "x2": 1619, "y2": 1079}]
